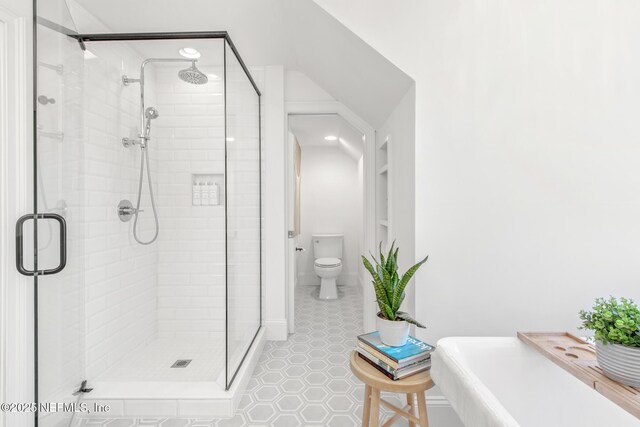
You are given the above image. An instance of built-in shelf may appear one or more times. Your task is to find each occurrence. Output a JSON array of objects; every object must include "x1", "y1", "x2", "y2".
[
  {"x1": 377, "y1": 136, "x2": 391, "y2": 246},
  {"x1": 192, "y1": 173, "x2": 225, "y2": 206}
]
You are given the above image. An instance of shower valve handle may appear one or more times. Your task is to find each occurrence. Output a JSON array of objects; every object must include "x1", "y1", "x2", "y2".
[
  {"x1": 117, "y1": 200, "x2": 143, "y2": 222},
  {"x1": 119, "y1": 206, "x2": 143, "y2": 214}
]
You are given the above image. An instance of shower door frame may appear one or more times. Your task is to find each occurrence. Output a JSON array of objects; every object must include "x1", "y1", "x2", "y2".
[{"x1": 30, "y1": 22, "x2": 263, "y2": 416}]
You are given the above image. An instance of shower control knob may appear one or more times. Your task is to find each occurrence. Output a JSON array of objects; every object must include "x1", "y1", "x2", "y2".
[{"x1": 117, "y1": 200, "x2": 141, "y2": 222}]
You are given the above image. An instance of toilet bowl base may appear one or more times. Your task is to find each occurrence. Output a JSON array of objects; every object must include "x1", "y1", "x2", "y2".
[{"x1": 319, "y1": 278, "x2": 338, "y2": 300}]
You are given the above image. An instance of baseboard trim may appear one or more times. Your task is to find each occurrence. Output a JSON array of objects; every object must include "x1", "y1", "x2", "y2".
[
  {"x1": 265, "y1": 319, "x2": 288, "y2": 341},
  {"x1": 426, "y1": 394, "x2": 451, "y2": 407}
]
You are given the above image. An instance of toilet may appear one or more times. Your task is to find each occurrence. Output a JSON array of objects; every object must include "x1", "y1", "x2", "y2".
[{"x1": 312, "y1": 234, "x2": 344, "y2": 300}]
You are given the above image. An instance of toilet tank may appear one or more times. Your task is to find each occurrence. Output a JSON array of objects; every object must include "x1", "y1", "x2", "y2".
[{"x1": 312, "y1": 234, "x2": 344, "y2": 259}]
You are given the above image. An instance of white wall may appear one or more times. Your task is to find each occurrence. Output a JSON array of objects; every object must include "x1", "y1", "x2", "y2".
[
  {"x1": 297, "y1": 145, "x2": 362, "y2": 286},
  {"x1": 262, "y1": 65, "x2": 288, "y2": 340},
  {"x1": 376, "y1": 86, "x2": 417, "y2": 318},
  {"x1": 153, "y1": 63, "x2": 226, "y2": 341},
  {"x1": 313, "y1": 0, "x2": 640, "y2": 341},
  {"x1": 80, "y1": 40, "x2": 159, "y2": 381},
  {"x1": 284, "y1": 70, "x2": 334, "y2": 103}
]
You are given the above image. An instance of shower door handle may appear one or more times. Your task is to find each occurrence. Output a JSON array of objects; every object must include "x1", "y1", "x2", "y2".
[{"x1": 16, "y1": 213, "x2": 67, "y2": 276}]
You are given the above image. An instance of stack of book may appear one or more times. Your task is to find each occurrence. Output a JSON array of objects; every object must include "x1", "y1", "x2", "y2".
[{"x1": 356, "y1": 332, "x2": 434, "y2": 380}]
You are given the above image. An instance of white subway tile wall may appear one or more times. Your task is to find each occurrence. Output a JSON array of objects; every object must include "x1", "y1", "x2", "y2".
[
  {"x1": 154, "y1": 64, "x2": 226, "y2": 341},
  {"x1": 82, "y1": 42, "x2": 159, "y2": 381}
]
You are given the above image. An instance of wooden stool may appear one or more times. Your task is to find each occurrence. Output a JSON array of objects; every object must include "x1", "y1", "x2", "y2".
[{"x1": 350, "y1": 351, "x2": 434, "y2": 427}]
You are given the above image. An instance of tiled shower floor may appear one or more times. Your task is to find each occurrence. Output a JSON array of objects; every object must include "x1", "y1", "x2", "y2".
[
  {"x1": 99, "y1": 338, "x2": 225, "y2": 382},
  {"x1": 78, "y1": 286, "x2": 409, "y2": 426}
]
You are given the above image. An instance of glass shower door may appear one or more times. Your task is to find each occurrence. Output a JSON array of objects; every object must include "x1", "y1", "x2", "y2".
[
  {"x1": 224, "y1": 41, "x2": 262, "y2": 389},
  {"x1": 31, "y1": 2, "x2": 86, "y2": 425}
]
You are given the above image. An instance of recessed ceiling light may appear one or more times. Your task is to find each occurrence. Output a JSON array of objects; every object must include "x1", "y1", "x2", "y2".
[
  {"x1": 226, "y1": 137, "x2": 235, "y2": 142},
  {"x1": 179, "y1": 47, "x2": 201, "y2": 59},
  {"x1": 324, "y1": 135, "x2": 338, "y2": 141}
]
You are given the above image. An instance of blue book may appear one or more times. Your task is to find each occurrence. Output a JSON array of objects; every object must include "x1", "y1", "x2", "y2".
[{"x1": 357, "y1": 332, "x2": 434, "y2": 366}]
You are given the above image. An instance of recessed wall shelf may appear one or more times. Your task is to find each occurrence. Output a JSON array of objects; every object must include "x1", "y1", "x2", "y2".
[
  {"x1": 192, "y1": 173, "x2": 225, "y2": 206},
  {"x1": 377, "y1": 136, "x2": 391, "y2": 246}
]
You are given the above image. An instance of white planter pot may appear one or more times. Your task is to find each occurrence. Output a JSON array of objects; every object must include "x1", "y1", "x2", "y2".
[
  {"x1": 376, "y1": 315, "x2": 409, "y2": 347},
  {"x1": 596, "y1": 341, "x2": 640, "y2": 387}
]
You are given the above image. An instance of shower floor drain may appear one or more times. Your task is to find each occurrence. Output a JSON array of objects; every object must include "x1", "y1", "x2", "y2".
[{"x1": 171, "y1": 359, "x2": 192, "y2": 368}]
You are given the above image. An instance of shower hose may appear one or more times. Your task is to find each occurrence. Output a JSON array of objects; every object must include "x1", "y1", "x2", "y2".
[{"x1": 133, "y1": 144, "x2": 159, "y2": 245}]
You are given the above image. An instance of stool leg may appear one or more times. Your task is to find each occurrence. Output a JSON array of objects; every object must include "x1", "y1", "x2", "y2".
[
  {"x1": 370, "y1": 388, "x2": 380, "y2": 427},
  {"x1": 362, "y1": 385, "x2": 372, "y2": 427},
  {"x1": 416, "y1": 391, "x2": 429, "y2": 427},
  {"x1": 406, "y1": 393, "x2": 416, "y2": 427}
]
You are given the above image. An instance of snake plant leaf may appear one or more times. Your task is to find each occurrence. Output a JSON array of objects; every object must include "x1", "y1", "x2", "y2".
[
  {"x1": 373, "y1": 280, "x2": 391, "y2": 314},
  {"x1": 362, "y1": 255, "x2": 382, "y2": 282},
  {"x1": 385, "y1": 241, "x2": 395, "y2": 272},
  {"x1": 380, "y1": 262, "x2": 393, "y2": 298},
  {"x1": 391, "y1": 255, "x2": 428, "y2": 311},
  {"x1": 362, "y1": 256, "x2": 390, "y2": 307},
  {"x1": 396, "y1": 311, "x2": 426, "y2": 328},
  {"x1": 379, "y1": 300, "x2": 395, "y2": 321},
  {"x1": 379, "y1": 242, "x2": 386, "y2": 271},
  {"x1": 389, "y1": 247, "x2": 398, "y2": 275},
  {"x1": 390, "y1": 274, "x2": 401, "y2": 311},
  {"x1": 394, "y1": 293, "x2": 405, "y2": 312},
  {"x1": 372, "y1": 251, "x2": 394, "y2": 301}
]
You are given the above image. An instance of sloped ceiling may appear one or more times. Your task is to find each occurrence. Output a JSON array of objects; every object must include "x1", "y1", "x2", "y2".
[
  {"x1": 289, "y1": 114, "x2": 364, "y2": 161},
  {"x1": 68, "y1": 0, "x2": 413, "y2": 127}
]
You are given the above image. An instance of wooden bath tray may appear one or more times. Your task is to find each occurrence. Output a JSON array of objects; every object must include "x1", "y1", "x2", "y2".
[{"x1": 518, "y1": 332, "x2": 640, "y2": 419}]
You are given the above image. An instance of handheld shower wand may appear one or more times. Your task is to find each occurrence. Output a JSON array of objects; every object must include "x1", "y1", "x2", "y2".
[
  {"x1": 121, "y1": 57, "x2": 209, "y2": 245},
  {"x1": 143, "y1": 106, "x2": 159, "y2": 140}
]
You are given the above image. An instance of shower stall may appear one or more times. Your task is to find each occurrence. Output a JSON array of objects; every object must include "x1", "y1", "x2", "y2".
[{"x1": 21, "y1": 1, "x2": 263, "y2": 424}]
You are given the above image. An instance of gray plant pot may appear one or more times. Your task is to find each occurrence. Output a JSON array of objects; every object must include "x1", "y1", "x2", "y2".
[{"x1": 596, "y1": 341, "x2": 640, "y2": 387}]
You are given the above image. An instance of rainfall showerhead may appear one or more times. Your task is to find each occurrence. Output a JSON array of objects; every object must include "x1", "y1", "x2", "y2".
[{"x1": 178, "y1": 61, "x2": 208, "y2": 85}]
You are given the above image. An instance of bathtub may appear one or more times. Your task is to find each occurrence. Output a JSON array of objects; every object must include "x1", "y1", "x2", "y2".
[{"x1": 431, "y1": 337, "x2": 639, "y2": 427}]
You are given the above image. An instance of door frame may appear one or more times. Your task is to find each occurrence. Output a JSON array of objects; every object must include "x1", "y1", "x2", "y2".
[
  {"x1": 284, "y1": 101, "x2": 376, "y2": 334},
  {"x1": 0, "y1": 3, "x2": 33, "y2": 427}
]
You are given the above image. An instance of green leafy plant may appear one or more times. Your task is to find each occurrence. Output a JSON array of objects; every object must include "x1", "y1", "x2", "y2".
[
  {"x1": 579, "y1": 297, "x2": 640, "y2": 347},
  {"x1": 361, "y1": 241, "x2": 428, "y2": 328}
]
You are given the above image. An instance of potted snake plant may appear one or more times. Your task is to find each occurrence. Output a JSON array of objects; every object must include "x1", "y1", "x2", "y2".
[
  {"x1": 362, "y1": 241, "x2": 428, "y2": 346},
  {"x1": 580, "y1": 296, "x2": 640, "y2": 387}
]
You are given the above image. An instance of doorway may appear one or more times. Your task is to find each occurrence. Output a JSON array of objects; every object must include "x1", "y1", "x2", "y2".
[{"x1": 285, "y1": 105, "x2": 377, "y2": 335}]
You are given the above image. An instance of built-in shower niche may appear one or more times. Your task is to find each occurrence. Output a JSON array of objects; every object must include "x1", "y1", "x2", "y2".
[{"x1": 192, "y1": 173, "x2": 225, "y2": 206}]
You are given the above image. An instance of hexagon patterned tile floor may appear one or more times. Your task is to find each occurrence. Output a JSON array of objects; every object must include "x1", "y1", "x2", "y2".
[{"x1": 77, "y1": 286, "x2": 410, "y2": 426}]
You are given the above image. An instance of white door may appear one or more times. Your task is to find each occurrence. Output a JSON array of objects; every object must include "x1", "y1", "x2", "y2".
[{"x1": 0, "y1": 1, "x2": 33, "y2": 427}]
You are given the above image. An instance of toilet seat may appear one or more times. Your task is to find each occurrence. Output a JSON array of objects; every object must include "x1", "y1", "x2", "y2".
[{"x1": 314, "y1": 257, "x2": 342, "y2": 268}]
